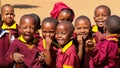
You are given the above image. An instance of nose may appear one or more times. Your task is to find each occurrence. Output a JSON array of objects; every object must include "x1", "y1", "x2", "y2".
[
  {"x1": 98, "y1": 15, "x2": 103, "y2": 20},
  {"x1": 45, "y1": 32, "x2": 50, "y2": 37},
  {"x1": 26, "y1": 28, "x2": 31, "y2": 32},
  {"x1": 80, "y1": 28, "x2": 85, "y2": 33}
]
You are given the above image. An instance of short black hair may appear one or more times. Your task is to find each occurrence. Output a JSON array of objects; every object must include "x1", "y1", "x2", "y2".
[
  {"x1": 1, "y1": 4, "x2": 14, "y2": 13},
  {"x1": 94, "y1": 5, "x2": 111, "y2": 16},
  {"x1": 20, "y1": 14, "x2": 36, "y2": 26},
  {"x1": 42, "y1": 17, "x2": 59, "y2": 27},
  {"x1": 58, "y1": 21, "x2": 74, "y2": 34},
  {"x1": 75, "y1": 15, "x2": 91, "y2": 26},
  {"x1": 30, "y1": 13, "x2": 41, "y2": 30},
  {"x1": 105, "y1": 15, "x2": 120, "y2": 34}
]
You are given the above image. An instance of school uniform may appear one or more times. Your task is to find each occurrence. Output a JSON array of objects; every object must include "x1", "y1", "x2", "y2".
[
  {"x1": 0, "y1": 29, "x2": 12, "y2": 68},
  {"x1": 88, "y1": 34, "x2": 119, "y2": 68},
  {"x1": 38, "y1": 38, "x2": 58, "y2": 68},
  {"x1": 6, "y1": 35, "x2": 42, "y2": 68},
  {"x1": 92, "y1": 25, "x2": 106, "y2": 44},
  {"x1": 1, "y1": 21, "x2": 19, "y2": 38},
  {"x1": 34, "y1": 31, "x2": 41, "y2": 39},
  {"x1": 56, "y1": 40, "x2": 80, "y2": 68}
]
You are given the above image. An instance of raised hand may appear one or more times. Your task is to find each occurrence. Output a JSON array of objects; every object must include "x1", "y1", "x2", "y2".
[{"x1": 13, "y1": 53, "x2": 24, "y2": 63}]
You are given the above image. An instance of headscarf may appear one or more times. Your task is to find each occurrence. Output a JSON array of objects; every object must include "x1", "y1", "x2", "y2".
[{"x1": 50, "y1": 2, "x2": 75, "y2": 20}]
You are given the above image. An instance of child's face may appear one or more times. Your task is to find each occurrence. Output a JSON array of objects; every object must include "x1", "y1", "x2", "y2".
[
  {"x1": 42, "y1": 22, "x2": 56, "y2": 39},
  {"x1": 19, "y1": 17, "x2": 35, "y2": 42},
  {"x1": 1, "y1": 6, "x2": 15, "y2": 25},
  {"x1": 75, "y1": 19, "x2": 91, "y2": 39},
  {"x1": 57, "y1": 11, "x2": 72, "y2": 23},
  {"x1": 55, "y1": 24, "x2": 72, "y2": 46},
  {"x1": 94, "y1": 7, "x2": 109, "y2": 28}
]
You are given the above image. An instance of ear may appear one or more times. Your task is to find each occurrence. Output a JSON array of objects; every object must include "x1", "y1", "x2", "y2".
[
  {"x1": 18, "y1": 25, "x2": 21, "y2": 33},
  {"x1": 70, "y1": 33, "x2": 74, "y2": 39},
  {"x1": 93, "y1": 17, "x2": 95, "y2": 20}
]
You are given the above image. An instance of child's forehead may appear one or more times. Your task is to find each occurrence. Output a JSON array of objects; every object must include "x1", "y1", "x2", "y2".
[
  {"x1": 2, "y1": 6, "x2": 13, "y2": 11},
  {"x1": 42, "y1": 22, "x2": 56, "y2": 26},
  {"x1": 20, "y1": 17, "x2": 35, "y2": 24},
  {"x1": 95, "y1": 7, "x2": 109, "y2": 12}
]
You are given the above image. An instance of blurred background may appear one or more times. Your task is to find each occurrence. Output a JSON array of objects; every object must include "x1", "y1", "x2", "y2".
[{"x1": 1, "y1": 0, "x2": 120, "y2": 25}]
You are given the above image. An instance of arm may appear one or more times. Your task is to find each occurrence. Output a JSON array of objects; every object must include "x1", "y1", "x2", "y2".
[
  {"x1": 88, "y1": 40, "x2": 118, "y2": 67},
  {"x1": 77, "y1": 35, "x2": 83, "y2": 60},
  {"x1": 44, "y1": 37, "x2": 52, "y2": 66},
  {"x1": 63, "y1": 46, "x2": 80, "y2": 68},
  {"x1": 6, "y1": 40, "x2": 24, "y2": 64}
]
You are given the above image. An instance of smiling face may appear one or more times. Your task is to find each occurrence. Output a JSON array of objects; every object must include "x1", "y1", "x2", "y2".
[
  {"x1": 1, "y1": 6, "x2": 15, "y2": 26},
  {"x1": 42, "y1": 22, "x2": 56, "y2": 39},
  {"x1": 19, "y1": 16, "x2": 35, "y2": 42},
  {"x1": 55, "y1": 22, "x2": 73, "y2": 46},
  {"x1": 75, "y1": 19, "x2": 91, "y2": 39},
  {"x1": 57, "y1": 10, "x2": 73, "y2": 23},
  {"x1": 94, "y1": 7, "x2": 110, "y2": 28}
]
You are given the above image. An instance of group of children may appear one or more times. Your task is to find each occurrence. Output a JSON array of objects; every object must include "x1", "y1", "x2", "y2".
[{"x1": 0, "y1": 2, "x2": 120, "y2": 68}]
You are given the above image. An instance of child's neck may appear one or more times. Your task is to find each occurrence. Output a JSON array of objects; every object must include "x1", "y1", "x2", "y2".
[
  {"x1": 98, "y1": 27, "x2": 104, "y2": 34},
  {"x1": 4, "y1": 21, "x2": 14, "y2": 27}
]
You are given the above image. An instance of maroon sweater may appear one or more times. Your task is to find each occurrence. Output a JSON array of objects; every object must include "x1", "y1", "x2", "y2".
[
  {"x1": 6, "y1": 39, "x2": 42, "y2": 68},
  {"x1": 0, "y1": 30, "x2": 12, "y2": 68}
]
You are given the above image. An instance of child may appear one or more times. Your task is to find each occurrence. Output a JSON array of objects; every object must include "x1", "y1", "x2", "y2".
[
  {"x1": 86, "y1": 15, "x2": 120, "y2": 68},
  {"x1": 92, "y1": 5, "x2": 111, "y2": 43},
  {"x1": 74, "y1": 15, "x2": 92, "y2": 68},
  {"x1": 0, "y1": 16, "x2": 13, "y2": 68},
  {"x1": 38, "y1": 17, "x2": 58, "y2": 68},
  {"x1": 6, "y1": 14, "x2": 42, "y2": 68},
  {"x1": 55, "y1": 21, "x2": 80, "y2": 68},
  {"x1": 1, "y1": 4, "x2": 19, "y2": 38},
  {"x1": 30, "y1": 13, "x2": 41, "y2": 38},
  {"x1": 50, "y1": 2, "x2": 75, "y2": 23}
]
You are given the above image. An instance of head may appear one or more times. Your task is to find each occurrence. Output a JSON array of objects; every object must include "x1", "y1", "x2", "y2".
[
  {"x1": 1, "y1": 4, "x2": 15, "y2": 26},
  {"x1": 50, "y1": 2, "x2": 75, "y2": 23},
  {"x1": 30, "y1": 13, "x2": 41, "y2": 30},
  {"x1": 75, "y1": 15, "x2": 91, "y2": 39},
  {"x1": 19, "y1": 14, "x2": 36, "y2": 42},
  {"x1": 57, "y1": 9, "x2": 74, "y2": 23},
  {"x1": 94, "y1": 5, "x2": 111, "y2": 28},
  {"x1": 55, "y1": 21, "x2": 74, "y2": 47},
  {"x1": 42, "y1": 17, "x2": 58, "y2": 39},
  {"x1": 105, "y1": 15, "x2": 120, "y2": 34}
]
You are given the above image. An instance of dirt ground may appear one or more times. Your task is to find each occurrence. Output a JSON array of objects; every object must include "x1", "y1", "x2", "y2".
[{"x1": 1, "y1": 0, "x2": 120, "y2": 25}]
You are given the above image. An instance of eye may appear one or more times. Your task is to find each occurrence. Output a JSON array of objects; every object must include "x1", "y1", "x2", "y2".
[
  {"x1": 49, "y1": 31, "x2": 54, "y2": 33},
  {"x1": 77, "y1": 27, "x2": 81, "y2": 30}
]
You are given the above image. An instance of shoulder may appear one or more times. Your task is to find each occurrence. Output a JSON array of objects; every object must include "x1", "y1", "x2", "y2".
[
  {"x1": 11, "y1": 38, "x2": 23, "y2": 45},
  {"x1": 66, "y1": 44, "x2": 77, "y2": 55}
]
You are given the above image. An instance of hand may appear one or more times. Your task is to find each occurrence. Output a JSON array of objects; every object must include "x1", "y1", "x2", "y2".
[
  {"x1": 45, "y1": 37, "x2": 52, "y2": 50},
  {"x1": 38, "y1": 52, "x2": 45, "y2": 63},
  {"x1": 77, "y1": 35, "x2": 83, "y2": 45},
  {"x1": 85, "y1": 39, "x2": 95, "y2": 51},
  {"x1": 13, "y1": 53, "x2": 24, "y2": 63}
]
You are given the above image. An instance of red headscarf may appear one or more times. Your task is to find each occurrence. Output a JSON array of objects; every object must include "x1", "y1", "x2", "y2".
[{"x1": 50, "y1": 2, "x2": 75, "y2": 20}]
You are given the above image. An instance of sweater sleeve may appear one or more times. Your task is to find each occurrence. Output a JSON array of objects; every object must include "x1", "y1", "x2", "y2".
[
  {"x1": 88, "y1": 40, "x2": 118, "y2": 67},
  {"x1": 6, "y1": 40, "x2": 18, "y2": 65}
]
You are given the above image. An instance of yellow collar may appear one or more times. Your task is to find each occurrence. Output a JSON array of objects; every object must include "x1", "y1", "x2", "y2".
[
  {"x1": 62, "y1": 40, "x2": 73, "y2": 53},
  {"x1": 92, "y1": 25, "x2": 98, "y2": 32},
  {"x1": 18, "y1": 35, "x2": 38, "y2": 49},
  {"x1": 2, "y1": 22, "x2": 17, "y2": 30},
  {"x1": 18, "y1": 35, "x2": 37, "y2": 44},
  {"x1": 43, "y1": 39, "x2": 60, "y2": 49},
  {"x1": 105, "y1": 34, "x2": 118, "y2": 42},
  {"x1": 43, "y1": 39, "x2": 46, "y2": 49}
]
